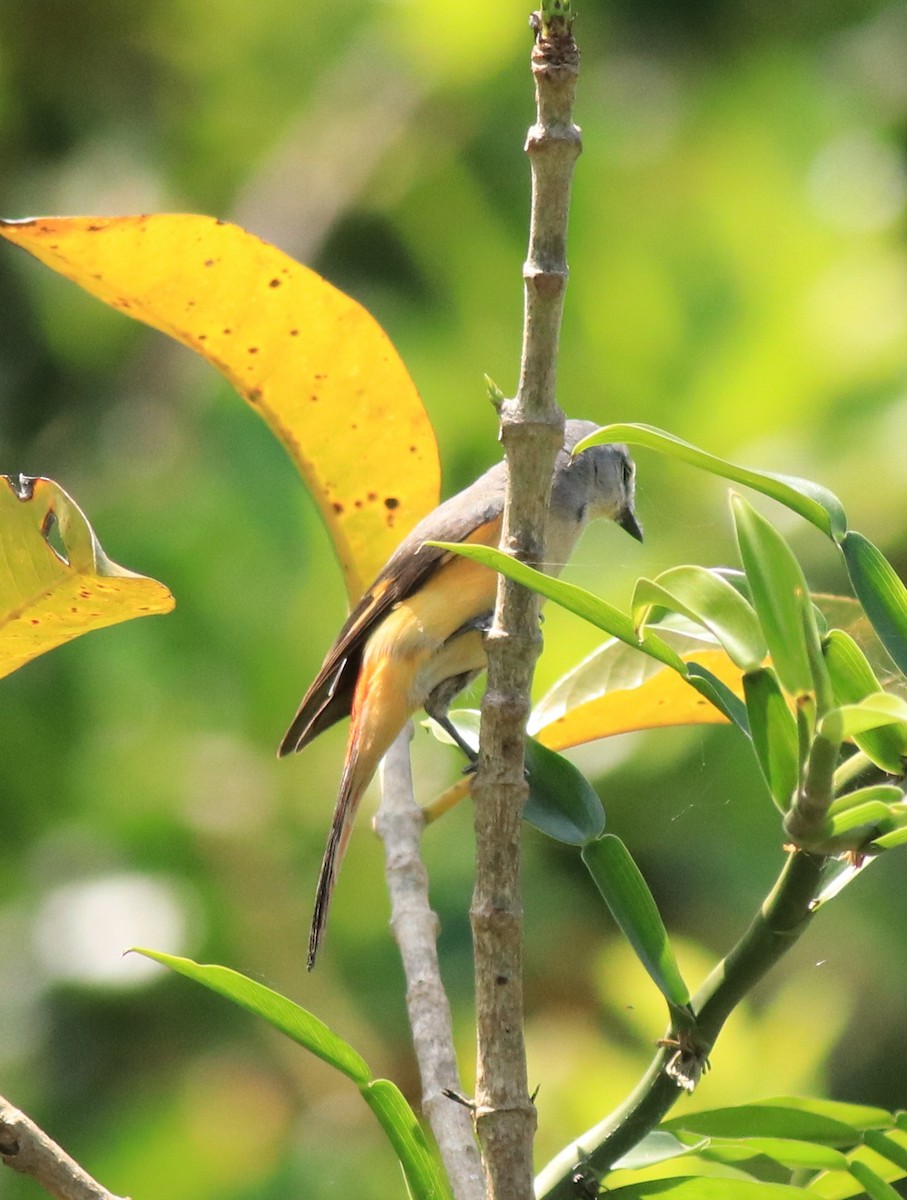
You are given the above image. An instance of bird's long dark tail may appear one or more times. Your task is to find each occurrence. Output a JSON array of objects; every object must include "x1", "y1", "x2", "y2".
[{"x1": 307, "y1": 758, "x2": 362, "y2": 970}]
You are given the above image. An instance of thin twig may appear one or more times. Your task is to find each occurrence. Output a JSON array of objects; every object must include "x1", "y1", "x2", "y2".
[
  {"x1": 0, "y1": 1095, "x2": 129, "y2": 1200},
  {"x1": 376, "y1": 726, "x2": 487, "y2": 1200},
  {"x1": 471, "y1": 7, "x2": 582, "y2": 1199}
]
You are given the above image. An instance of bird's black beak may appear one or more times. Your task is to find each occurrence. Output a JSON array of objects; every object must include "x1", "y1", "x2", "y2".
[{"x1": 617, "y1": 507, "x2": 644, "y2": 542}]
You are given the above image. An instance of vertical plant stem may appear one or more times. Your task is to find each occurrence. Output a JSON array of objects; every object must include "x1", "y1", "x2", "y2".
[
  {"x1": 376, "y1": 727, "x2": 486, "y2": 1200},
  {"x1": 471, "y1": 7, "x2": 582, "y2": 1199}
]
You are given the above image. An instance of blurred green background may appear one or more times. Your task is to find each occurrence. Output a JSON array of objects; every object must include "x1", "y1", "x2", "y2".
[{"x1": 2, "y1": 0, "x2": 907, "y2": 1196}]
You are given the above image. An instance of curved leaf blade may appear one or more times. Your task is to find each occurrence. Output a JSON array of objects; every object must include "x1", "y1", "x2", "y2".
[
  {"x1": 842, "y1": 532, "x2": 907, "y2": 681},
  {"x1": 603, "y1": 1178, "x2": 809, "y2": 1198},
  {"x1": 610, "y1": 1132, "x2": 702, "y2": 1172},
  {"x1": 824, "y1": 630, "x2": 907, "y2": 774},
  {"x1": 0, "y1": 475, "x2": 174, "y2": 679},
  {"x1": 732, "y1": 494, "x2": 825, "y2": 700},
  {"x1": 0, "y1": 215, "x2": 440, "y2": 598},
  {"x1": 433, "y1": 713, "x2": 606, "y2": 844},
  {"x1": 523, "y1": 736, "x2": 606, "y2": 845},
  {"x1": 848, "y1": 1160, "x2": 903, "y2": 1200},
  {"x1": 699, "y1": 1137, "x2": 848, "y2": 1171},
  {"x1": 633, "y1": 566, "x2": 766, "y2": 672},
  {"x1": 575, "y1": 423, "x2": 848, "y2": 540},
  {"x1": 820, "y1": 694, "x2": 907, "y2": 742},
  {"x1": 428, "y1": 541, "x2": 686, "y2": 673},
  {"x1": 582, "y1": 834, "x2": 690, "y2": 1009},
  {"x1": 743, "y1": 669, "x2": 799, "y2": 810},
  {"x1": 363, "y1": 1080, "x2": 454, "y2": 1200},
  {"x1": 132, "y1": 949, "x2": 370, "y2": 1082},
  {"x1": 662, "y1": 1102, "x2": 862, "y2": 1144}
]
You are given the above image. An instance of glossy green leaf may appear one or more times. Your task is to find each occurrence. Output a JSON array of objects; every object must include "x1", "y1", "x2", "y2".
[
  {"x1": 610, "y1": 1132, "x2": 702, "y2": 1172},
  {"x1": 434, "y1": 543, "x2": 750, "y2": 734},
  {"x1": 133, "y1": 952, "x2": 453, "y2": 1200},
  {"x1": 604, "y1": 1178, "x2": 809, "y2": 1199},
  {"x1": 820, "y1": 694, "x2": 907, "y2": 743},
  {"x1": 523, "y1": 735, "x2": 606, "y2": 845},
  {"x1": 827, "y1": 785, "x2": 904, "y2": 818},
  {"x1": 699, "y1": 1137, "x2": 848, "y2": 1171},
  {"x1": 632, "y1": 566, "x2": 766, "y2": 671},
  {"x1": 732, "y1": 494, "x2": 825, "y2": 700},
  {"x1": 663, "y1": 1103, "x2": 861, "y2": 1144},
  {"x1": 842, "y1": 532, "x2": 907, "y2": 679},
  {"x1": 824, "y1": 630, "x2": 907, "y2": 775},
  {"x1": 574, "y1": 423, "x2": 848, "y2": 541},
  {"x1": 848, "y1": 1160, "x2": 903, "y2": 1200},
  {"x1": 441, "y1": 711, "x2": 607, "y2": 844},
  {"x1": 429, "y1": 541, "x2": 686, "y2": 672},
  {"x1": 815, "y1": 595, "x2": 903, "y2": 683},
  {"x1": 362, "y1": 1080, "x2": 454, "y2": 1200},
  {"x1": 743, "y1": 669, "x2": 799, "y2": 809},
  {"x1": 863, "y1": 1130, "x2": 907, "y2": 1174},
  {"x1": 686, "y1": 661, "x2": 751, "y2": 734},
  {"x1": 815, "y1": 800, "x2": 893, "y2": 853},
  {"x1": 762, "y1": 1096, "x2": 892, "y2": 1131},
  {"x1": 870, "y1": 825, "x2": 907, "y2": 850},
  {"x1": 133, "y1": 950, "x2": 370, "y2": 1080},
  {"x1": 582, "y1": 834, "x2": 690, "y2": 1008}
]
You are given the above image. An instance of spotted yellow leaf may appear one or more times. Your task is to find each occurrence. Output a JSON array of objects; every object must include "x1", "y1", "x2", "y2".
[{"x1": 0, "y1": 214, "x2": 440, "y2": 598}]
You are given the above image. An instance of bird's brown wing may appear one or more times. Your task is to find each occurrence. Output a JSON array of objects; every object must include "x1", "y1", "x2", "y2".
[{"x1": 278, "y1": 462, "x2": 507, "y2": 757}]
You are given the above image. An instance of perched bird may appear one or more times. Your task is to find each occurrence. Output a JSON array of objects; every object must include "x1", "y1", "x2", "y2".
[{"x1": 279, "y1": 420, "x2": 642, "y2": 967}]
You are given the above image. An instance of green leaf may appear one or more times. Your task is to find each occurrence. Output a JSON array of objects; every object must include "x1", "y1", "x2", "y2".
[
  {"x1": 685, "y1": 662, "x2": 751, "y2": 735},
  {"x1": 762, "y1": 1096, "x2": 891, "y2": 1131},
  {"x1": 604, "y1": 1178, "x2": 810, "y2": 1198},
  {"x1": 842, "y1": 532, "x2": 907, "y2": 679},
  {"x1": 441, "y1": 711, "x2": 607, "y2": 844},
  {"x1": 870, "y1": 825, "x2": 907, "y2": 850},
  {"x1": 582, "y1": 834, "x2": 690, "y2": 1009},
  {"x1": 632, "y1": 566, "x2": 767, "y2": 672},
  {"x1": 574, "y1": 423, "x2": 848, "y2": 541},
  {"x1": 732, "y1": 494, "x2": 825, "y2": 701},
  {"x1": 848, "y1": 1160, "x2": 903, "y2": 1200},
  {"x1": 427, "y1": 541, "x2": 686, "y2": 673},
  {"x1": 134, "y1": 950, "x2": 370, "y2": 1080},
  {"x1": 662, "y1": 1103, "x2": 861, "y2": 1144},
  {"x1": 818, "y1": 800, "x2": 894, "y2": 853},
  {"x1": 523, "y1": 736, "x2": 606, "y2": 845},
  {"x1": 433, "y1": 542, "x2": 752, "y2": 736},
  {"x1": 820, "y1": 694, "x2": 907, "y2": 743},
  {"x1": 827, "y1": 785, "x2": 904, "y2": 819},
  {"x1": 824, "y1": 631, "x2": 907, "y2": 775},
  {"x1": 362, "y1": 1080, "x2": 454, "y2": 1200},
  {"x1": 699, "y1": 1137, "x2": 849, "y2": 1171},
  {"x1": 863, "y1": 1130, "x2": 907, "y2": 1174},
  {"x1": 133, "y1": 952, "x2": 453, "y2": 1200},
  {"x1": 743, "y1": 668, "x2": 799, "y2": 810},
  {"x1": 610, "y1": 1131, "x2": 702, "y2": 1172}
]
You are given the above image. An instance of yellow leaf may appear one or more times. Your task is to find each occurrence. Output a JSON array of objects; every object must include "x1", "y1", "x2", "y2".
[
  {"x1": 533, "y1": 648, "x2": 740, "y2": 751},
  {"x1": 0, "y1": 215, "x2": 440, "y2": 599},
  {"x1": 0, "y1": 475, "x2": 174, "y2": 680}
]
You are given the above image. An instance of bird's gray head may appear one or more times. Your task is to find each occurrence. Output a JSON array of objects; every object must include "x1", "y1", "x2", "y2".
[{"x1": 556, "y1": 420, "x2": 643, "y2": 542}]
